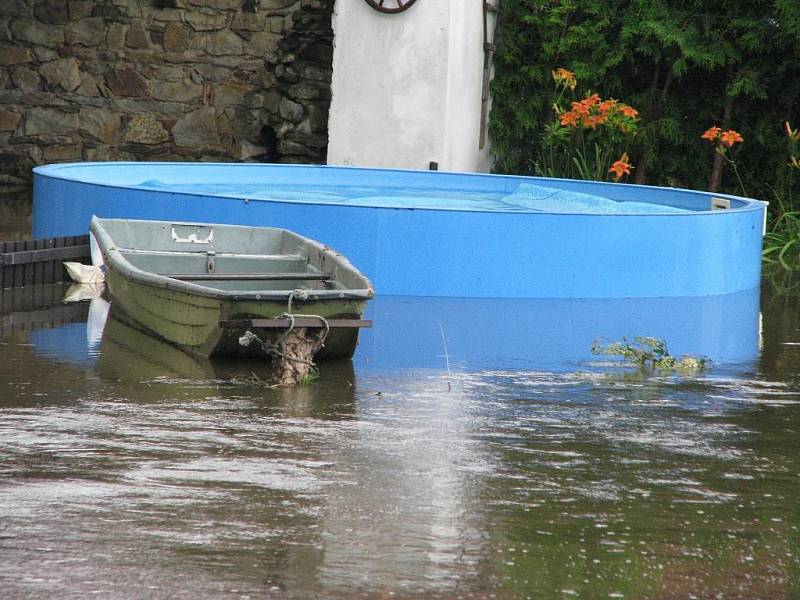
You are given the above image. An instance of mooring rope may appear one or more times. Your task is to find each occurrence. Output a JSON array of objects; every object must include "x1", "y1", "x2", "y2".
[
  {"x1": 284, "y1": 288, "x2": 331, "y2": 346},
  {"x1": 286, "y1": 288, "x2": 308, "y2": 315}
]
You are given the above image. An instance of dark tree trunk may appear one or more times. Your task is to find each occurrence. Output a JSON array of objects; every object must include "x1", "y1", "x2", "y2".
[
  {"x1": 634, "y1": 66, "x2": 673, "y2": 185},
  {"x1": 708, "y1": 93, "x2": 734, "y2": 192}
]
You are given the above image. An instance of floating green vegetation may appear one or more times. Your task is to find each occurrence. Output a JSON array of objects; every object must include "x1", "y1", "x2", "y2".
[{"x1": 591, "y1": 336, "x2": 708, "y2": 373}]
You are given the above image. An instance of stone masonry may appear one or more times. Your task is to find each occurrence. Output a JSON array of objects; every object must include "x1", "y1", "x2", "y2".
[{"x1": 0, "y1": 0, "x2": 334, "y2": 188}]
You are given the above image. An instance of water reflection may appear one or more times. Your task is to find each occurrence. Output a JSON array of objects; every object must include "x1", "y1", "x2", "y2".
[
  {"x1": 29, "y1": 293, "x2": 108, "y2": 366},
  {"x1": 357, "y1": 290, "x2": 761, "y2": 372},
  {"x1": 18, "y1": 288, "x2": 762, "y2": 375},
  {"x1": 1, "y1": 283, "x2": 798, "y2": 598},
  {"x1": 318, "y1": 375, "x2": 491, "y2": 593},
  {"x1": 97, "y1": 307, "x2": 215, "y2": 381},
  {"x1": 459, "y1": 365, "x2": 800, "y2": 598}
]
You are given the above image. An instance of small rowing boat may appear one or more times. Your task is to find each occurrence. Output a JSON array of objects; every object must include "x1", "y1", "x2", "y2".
[{"x1": 90, "y1": 217, "x2": 374, "y2": 363}]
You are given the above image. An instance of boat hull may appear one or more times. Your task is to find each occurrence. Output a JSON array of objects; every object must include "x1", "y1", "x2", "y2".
[
  {"x1": 104, "y1": 263, "x2": 368, "y2": 359},
  {"x1": 106, "y1": 258, "x2": 366, "y2": 359}
]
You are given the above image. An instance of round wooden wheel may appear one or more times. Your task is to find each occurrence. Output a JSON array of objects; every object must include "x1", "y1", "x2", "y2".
[{"x1": 362, "y1": 0, "x2": 418, "y2": 14}]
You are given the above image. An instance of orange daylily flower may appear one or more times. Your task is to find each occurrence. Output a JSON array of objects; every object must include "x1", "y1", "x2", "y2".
[
  {"x1": 608, "y1": 153, "x2": 633, "y2": 181},
  {"x1": 560, "y1": 111, "x2": 580, "y2": 127},
  {"x1": 583, "y1": 93, "x2": 601, "y2": 107},
  {"x1": 552, "y1": 68, "x2": 577, "y2": 90},
  {"x1": 571, "y1": 100, "x2": 590, "y2": 116},
  {"x1": 720, "y1": 129, "x2": 744, "y2": 147},
  {"x1": 585, "y1": 114, "x2": 608, "y2": 129},
  {"x1": 701, "y1": 126, "x2": 722, "y2": 142},
  {"x1": 598, "y1": 99, "x2": 618, "y2": 114},
  {"x1": 553, "y1": 90, "x2": 638, "y2": 135}
]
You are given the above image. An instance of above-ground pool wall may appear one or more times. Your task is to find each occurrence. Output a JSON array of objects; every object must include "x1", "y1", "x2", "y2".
[
  {"x1": 33, "y1": 163, "x2": 766, "y2": 299},
  {"x1": 0, "y1": 0, "x2": 334, "y2": 187}
]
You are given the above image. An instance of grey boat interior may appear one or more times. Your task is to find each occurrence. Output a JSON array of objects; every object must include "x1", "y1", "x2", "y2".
[{"x1": 92, "y1": 218, "x2": 373, "y2": 295}]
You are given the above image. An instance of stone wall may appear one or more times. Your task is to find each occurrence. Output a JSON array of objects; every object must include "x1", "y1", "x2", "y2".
[{"x1": 0, "y1": 0, "x2": 334, "y2": 188}]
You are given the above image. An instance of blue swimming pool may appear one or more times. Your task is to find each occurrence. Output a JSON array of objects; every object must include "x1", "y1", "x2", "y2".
[{"x1": 33, "y1": 162, "x2": 766, "y2": 298}]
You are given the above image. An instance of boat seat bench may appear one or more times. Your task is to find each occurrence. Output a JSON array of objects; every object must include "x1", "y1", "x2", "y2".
[
  {"x1": 119, "y1": 250, "x2": 311, "y2": 276},
  {"x1": 163, "y1": 272, "x2": 334, "y2": 281},
  {"x1": 119, "y1": 249, "x2": 306, "y2": 259}
]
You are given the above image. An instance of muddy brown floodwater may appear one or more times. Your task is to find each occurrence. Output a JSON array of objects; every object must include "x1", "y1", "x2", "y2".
[{"x1": 1, "y1": 199, "x2": 799, "y2": 599}]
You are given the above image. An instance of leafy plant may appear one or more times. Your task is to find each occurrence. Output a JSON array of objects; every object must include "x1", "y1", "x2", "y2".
[
  {"x1": 490, "y1": 0, "x2": 800, "y2": 201},
  {"x1": 762, "y1": 122, "x2": 800, "y2": 270},
  {"x1": 592, "y1": 336, "x2": 708, "y2": 372},
  {"x1": 537, "y1": 70, "x2": 639, "y2": 181}
]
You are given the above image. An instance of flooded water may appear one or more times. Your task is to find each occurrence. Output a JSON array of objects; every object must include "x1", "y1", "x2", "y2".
[{"x1": 2, "y1": 203, "x2": 800, "y2": 598}]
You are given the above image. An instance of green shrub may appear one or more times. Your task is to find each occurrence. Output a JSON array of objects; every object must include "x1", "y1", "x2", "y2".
[{"x1": 490, "y1": 0, "x2": 800, "y2": 205}]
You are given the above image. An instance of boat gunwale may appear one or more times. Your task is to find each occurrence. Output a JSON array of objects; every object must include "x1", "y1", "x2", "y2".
[
  {"x1": 90, "y1": 217, "x2": 375, "y2": 302},
  {"x1": 35, "y1": 162, "x2": 767, "y2": 217}
]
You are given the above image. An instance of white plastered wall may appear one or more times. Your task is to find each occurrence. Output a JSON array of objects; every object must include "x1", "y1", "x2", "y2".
[{"x1": 327, "y1": 1, "x2": 493, "y2": 172}]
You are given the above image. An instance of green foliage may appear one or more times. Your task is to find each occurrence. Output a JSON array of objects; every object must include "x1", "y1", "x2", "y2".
[
  {"x1": 763, "y1": 197, "x2": 800, "y2": 270},
  {"x1": 490, "y1": 0, "x2": 800, "y2": 205},
  {"x1": 761, "y1": 125, "x2": 800, "y2": 269},
  {"x1": 592, "y1": 337, "x2": 708, "y2": 372},
  {"x1": 535, "y1": 74, "x2": 640, "y2": 180}
]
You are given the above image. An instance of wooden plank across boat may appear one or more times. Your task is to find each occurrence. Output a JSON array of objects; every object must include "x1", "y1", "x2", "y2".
[{"x1": 90, "y1": 217, "x2": 374, "y2": 362}]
